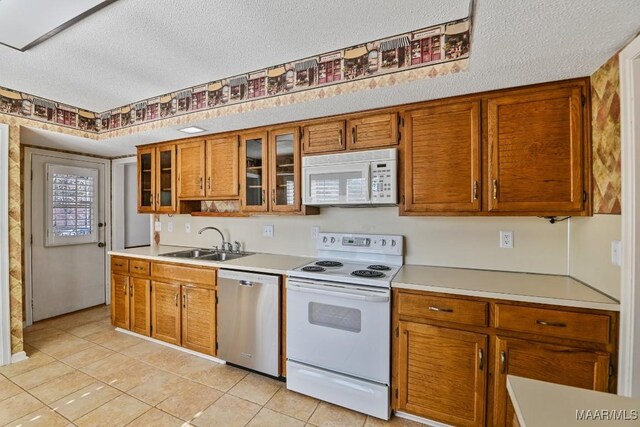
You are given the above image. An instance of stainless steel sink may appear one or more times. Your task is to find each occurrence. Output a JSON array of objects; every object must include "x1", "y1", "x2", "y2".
[
  {"x1": 159, "y1": 248, "x2": 252, "y2": 261},
  {"x1": 198, "y1": 252, "x2": 251, "y2": 261},
  {"x1": 160, "y1": 248, "x2": 215, "y2": 258}
]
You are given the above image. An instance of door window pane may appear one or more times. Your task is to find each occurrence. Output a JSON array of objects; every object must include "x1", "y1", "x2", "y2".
[{"x1": 308, "y1": 302, "x2": 361, "y2": 333}]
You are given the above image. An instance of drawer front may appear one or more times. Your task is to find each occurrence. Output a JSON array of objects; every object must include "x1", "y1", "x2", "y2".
[
  {"x1": 494, "y1": 304, "x2": 611, "y2": 344},
  {"x1": 397, "y1": 292, "x2": 488, "y2": 326},
  {"x1": 130, "y1": 259, "x2": 150, "y2": 276},
  {"x1": 152, "y1": 262, "x2": 216, "y2": 287},
  {"x1": 111, "y1": 257, "x2": 129, "y2": 273}
]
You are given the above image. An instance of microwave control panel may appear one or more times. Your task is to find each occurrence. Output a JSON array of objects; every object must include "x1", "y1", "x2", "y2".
[{"x1": 371, "y1": 161, "x2": 397, "y2": 204}]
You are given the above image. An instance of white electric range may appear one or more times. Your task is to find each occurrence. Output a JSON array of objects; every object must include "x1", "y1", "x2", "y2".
[{"x1": 286, "y1": 232, "x2": 404, "y2": 420}]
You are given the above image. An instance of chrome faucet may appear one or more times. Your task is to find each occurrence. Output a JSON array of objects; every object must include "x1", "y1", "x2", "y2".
[{"x1": 198, "y1": 227, "x2": 227, "y2": 251}]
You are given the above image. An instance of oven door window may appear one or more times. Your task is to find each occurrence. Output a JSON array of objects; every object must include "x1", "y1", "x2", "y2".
[{"x1": 308, "y1": 302, "x2": 361, "y2": 333}]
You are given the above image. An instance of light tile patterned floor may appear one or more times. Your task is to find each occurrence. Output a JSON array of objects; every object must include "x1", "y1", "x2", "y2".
[{"x1": 0, "y1": 305, "x2": 429, "y2": 427}]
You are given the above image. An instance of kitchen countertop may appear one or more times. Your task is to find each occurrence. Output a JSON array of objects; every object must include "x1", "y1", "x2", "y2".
[
  {"x1": 392, "y1": 265, "x2": 619, "y2": 311},
  {"x1": 507, "y1": 376, "x2": 640, "y2": 426},
  {"x1": 108, "y1": 245, "x2": 313, "y2": 275}
]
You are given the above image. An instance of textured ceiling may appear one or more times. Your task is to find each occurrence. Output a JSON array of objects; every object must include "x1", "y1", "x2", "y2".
[{"x1": 11, "y1": 0, "x2": 640, "y2": 156}]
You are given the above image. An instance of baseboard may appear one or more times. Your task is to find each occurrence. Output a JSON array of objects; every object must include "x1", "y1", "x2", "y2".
[
  {"x1": 115, "y1": 328, "x2": 226, "y2": 365},
  {"x1": 10, "y1": 351, "x2": 28, "y2": 364},
  {"x1": 394, "y1": 411, "x2": 451, "y2": 427}
]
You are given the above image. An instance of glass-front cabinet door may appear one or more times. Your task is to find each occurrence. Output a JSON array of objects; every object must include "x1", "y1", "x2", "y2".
[
  {"x1": 155, "y1": 144, "x2": 176, "y2": 213},
  {"x1": 138, "y1": 147, "x2": 155, "y2": 213},
  {"x1": 240, "y1": 132, "x2": 269, "y2": 212},
  {"x1": 269, "y1": 127, "x2": 301, "y2": 212}
]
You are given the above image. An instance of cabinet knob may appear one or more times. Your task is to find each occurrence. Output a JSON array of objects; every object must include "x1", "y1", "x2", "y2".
[
  {"x1": 338, "y1": 129, "x2": 342, "y2": 146},
  {"x1": 478, "y1": 349, "x2": 484, "y2": 370},
  {"x1": 351, "y1": 127, "x2": 356, "y2": 145},
  {"x1": 492, "y1": 180, "x2": 498, "y2": 200},
  {"x1": 500, "y1": 351, "x2": 507, "y2": 374}
]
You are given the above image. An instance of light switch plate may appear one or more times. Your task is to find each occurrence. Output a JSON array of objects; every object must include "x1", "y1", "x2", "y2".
[
  {"x1": 185, "y1": 223, "x2": 191, "y2": 233},
  {"x1": 167, "y1": 222, "x2": 173, "y2": 232},
  {"x1": 611, "y1": 240, "x2": 622, "y2": 266},
  {"x1": 154, "y1": 221, "x2": 162, "y2": 232},
  {"x1": 312, "y1": 226, "x2": 320, "y2": 239},
  {"x1": 263, "y1": 224, "x2": 274, "y2": 238}
]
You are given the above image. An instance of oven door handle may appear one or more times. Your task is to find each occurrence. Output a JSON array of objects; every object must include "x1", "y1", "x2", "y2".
[{"x1": 287, "y1": 282, "x2": 390, "y2": 303}]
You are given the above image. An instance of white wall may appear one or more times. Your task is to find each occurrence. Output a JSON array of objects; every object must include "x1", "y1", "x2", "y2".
[
  {"x1": 569, "y1": 215, "x2": 621, "y2": 300},
  {"x1": 159, "y1": 209, "x2": 569, "y2": 275},
  {"x1": 124, "y1": 163, "x2": 150, "y2": 248}
]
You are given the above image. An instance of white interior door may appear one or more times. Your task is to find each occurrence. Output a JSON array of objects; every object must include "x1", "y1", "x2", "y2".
[{"x1": 30, "y1": 153, "x2": 107, "y2": 321}]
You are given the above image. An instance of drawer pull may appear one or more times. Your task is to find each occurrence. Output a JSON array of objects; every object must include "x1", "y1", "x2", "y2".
[
  {"x1": 478, "y1": 349, "x2": 484, "y2": 370},
  {"x1": 536, "y1": 320, "x2": 567, "y2": 328},
  {"x1": 500, "y1": 351, "x2": 507, "y2": 374},
  {"x1": 428, "y1": 306, "x2": 453, "y2": 313}
]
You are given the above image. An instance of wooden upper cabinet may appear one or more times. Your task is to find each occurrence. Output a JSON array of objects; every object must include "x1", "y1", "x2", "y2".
[
  {"x1": 348, "y1": 112, "x2": 398, "y2": 150},
  {"x1": 181, "y1": 285, "x2": 216, "y2": 356},
  {"x1": 492, "y1": 336, "x2": 610, "y2": 426},
  {"x1": 487, "y1": 86, "x2": 586, "y2": 214},
  {"x1": 397, "y1": 321, "x2": 487, "y2": 427},
  {"x1": 240, "y1": 132, "x2": 269, "y2": 212},
  {"x1": 269, "y1": 127, "x2": 301, "y2": 212},
  {"x1": 403, "y1": 101, "x2": 481, "y2": 213},
  {"x1": 155, "y1": 144, "x2": 176, "y2": 213},
  {"x1": 301, "y1": 120, "x2": 346, "y2": 154},
  {"x1": 129, "y1": 277, "x2": 151, "y2": 336},
  {"x1": 137, "y1": 147, "x2": 156, "y2": 213},
  {"x1": 177, "y1": 140, "x2": 206, "y2": 198},
  {"x1": 206, "y1": 136, "x2": 239, "y2": 198},
  {"x1": 151, "y1": 281, "x2": 181, "y2": 345},
  {"x1": 111, "y1": 273, "x2": 130, "y2": 329}
]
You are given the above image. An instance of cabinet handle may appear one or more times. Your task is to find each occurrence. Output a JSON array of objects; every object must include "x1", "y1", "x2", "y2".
[
  {"x1": 500, "y1": 351, "x2": 507, "y2": 374},
  {"x1": 200, "y1": 177, "x2": 203, "y2": 190},
  {"x1": 208, "y1": 176, "x2": 211, "y2": 191},
  {"x1": 262, "y1": 189, "x2": 266, "y2": 205},
  {"x1": 123, "y1": 283, "x2": 127, "y2": 295},
  {"x1": 149, "y1": 193, "x2": 153, "y2": 205},
  {"x1": 156, "y1": 193, "x2": 159, "y2": 207},
  {"x1": 473, "y1": 181, "x2": 478, "y2": 200},
  {"x1": 351, "y1": 127, "x2": 356, "y2": 145},
  {"x1": 174, "y1": 293, "x2": 179, "y2": 307},
  {"x1": 536, "y1": 320, "x2": 567, "y2": 328},
  {"x1": 492, "y1": 180, "x2": 498, "y2": 199},
  {"x1": 478, "y1": 349, "x2": 484, "y2": 370},
  {"x1": 338, "y1": 129, "x2": 342, "y2": 146},
  {"x1": 428, "y1": 306, "x2": 453, "y2": 313},
  {"x1": 182, "y1": 294, "x2": 186, "y2": 308},
  {"x1": 272, "y1": 188, "x2": 276, "y2": 204},
  {"x1": 128, "y1": 283, "x2": 132, "y2": 297}
]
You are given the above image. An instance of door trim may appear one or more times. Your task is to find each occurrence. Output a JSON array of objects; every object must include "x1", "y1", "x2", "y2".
[
  {"x1": 619, "y1": 33, "x2": 640, "y2": 397},
  {"x1": 0, "y1": 124, "x2": 11, "y2": 365},
  {"x1": 23, "y1": 147, "x2": 111, "y2": 326}
]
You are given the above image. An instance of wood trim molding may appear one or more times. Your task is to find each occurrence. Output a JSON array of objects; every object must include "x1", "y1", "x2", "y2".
[{"x1": 0, "y1": 124, "x2": 11, "y2": 365}]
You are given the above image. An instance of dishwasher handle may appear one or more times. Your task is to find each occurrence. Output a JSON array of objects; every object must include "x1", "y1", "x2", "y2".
[
  {"x1": 239, "y1": 280, "x2": 254, "y2": 287},
  {"x1": 287, "y1": 282, "x2": 389, "y2": 303}
]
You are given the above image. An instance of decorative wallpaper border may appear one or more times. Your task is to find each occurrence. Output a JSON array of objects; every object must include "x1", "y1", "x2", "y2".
[{"x1": 0, "y1": 17, "x2": 470, "y2": 136}]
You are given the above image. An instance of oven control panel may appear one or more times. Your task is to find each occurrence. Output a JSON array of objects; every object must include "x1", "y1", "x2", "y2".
[{"x1": 316, "y1": 232, "x2": 403, "y2": 255}]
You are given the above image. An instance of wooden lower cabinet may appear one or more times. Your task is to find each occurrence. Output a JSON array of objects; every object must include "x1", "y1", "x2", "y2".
[
  {"x1": 492, "y1": 336, "x2": 611, "y2": 426},
  {"x1": 181, "y1": 285, "x2": 216, "y2": 356},
  {"x1": 396, "y1": 321, "x2": 487, "y2": 427},
  {"x1": 111, "y1": 273, "x2": 130, "y2": 329},
  {"x1": 151, "y1": 281, "x2": 182, "y2": 346},
  {"x1": 130, "y1": 278, "x2": 151, "y2": 336}
]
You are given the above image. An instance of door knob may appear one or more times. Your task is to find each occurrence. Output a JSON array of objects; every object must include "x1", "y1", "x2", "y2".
[{"x1": 97, "y1": 242, "x2": 106, "y2": 248}]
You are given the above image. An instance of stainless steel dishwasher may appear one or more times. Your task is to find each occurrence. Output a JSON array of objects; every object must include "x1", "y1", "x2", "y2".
[{"x1": 217, "y1": 269, "x2": 280, "y2": 377}]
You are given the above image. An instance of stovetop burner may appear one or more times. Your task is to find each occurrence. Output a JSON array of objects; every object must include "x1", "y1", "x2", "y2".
[
  {"x1": 302, "y1": 265, "x2": 326, "y2": 272},
  {"x1": 315, "y1": 260, "x2": 344, "y2": 268},
  {"x1": 367, "y1": 264, "x2": 391, "y2": 271},
  {"x1": 351, "y1": 270, "x2": 385, "y2": 278}
]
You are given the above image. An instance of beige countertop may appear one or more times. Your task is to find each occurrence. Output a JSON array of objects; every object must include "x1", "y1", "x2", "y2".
[
  {"x1": 108, "y1": 245, "x2": 312, "y2": 275},
  {"x1": 508, "y1": 376, "x2": 640, "y2": 426},
  {"x1": 392, "y1": 265, "x2": 619, "y2": 311}
]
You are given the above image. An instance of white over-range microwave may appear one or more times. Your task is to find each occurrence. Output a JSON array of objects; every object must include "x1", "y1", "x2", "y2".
[{"x1": 302, "y1": 148, "x2": 397, "y2": 206}]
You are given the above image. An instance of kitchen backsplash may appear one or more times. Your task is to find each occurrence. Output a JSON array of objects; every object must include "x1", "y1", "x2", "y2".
[{"x1": 159, "y1": 208, "x2": 570, "y2": 275}]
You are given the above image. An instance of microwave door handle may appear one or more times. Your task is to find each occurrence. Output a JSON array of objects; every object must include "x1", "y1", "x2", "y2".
[
  {"x1": 287, "y1": 282, "x2": 389, "y2": 303},
  {"x1": 365, "y1": 163, "x2": 371, "y2": 202}
]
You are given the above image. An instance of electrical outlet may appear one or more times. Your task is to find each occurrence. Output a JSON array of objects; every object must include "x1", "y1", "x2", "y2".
[
  {"x1": 167, "y1": 222, "x2": 173, "y2": 232},
  {"x1": 263, "y1": 224, "x2": 274, "y2": 238},
  {"x1": 500, "y1": 231, "x2": 514, "y2": 249},
  {"x1": 154, "y1": 221, "x2": 162, "y2": 232},
  {"x1": 611, "y1": 240, "x2": 622, "y2": 266},
  {"x1": 185, "y1": 223, "x2": 191, "y2": 233},
  {"x1": 312, "y1": 226, "x2": 320, "y2": 239}
]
